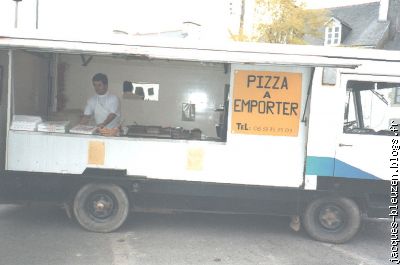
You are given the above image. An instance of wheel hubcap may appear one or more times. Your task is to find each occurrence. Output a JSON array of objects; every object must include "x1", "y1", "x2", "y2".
[
  {"x1": 318, "y1": 205, "x2": 345, "y2": 231},
  {"x1": 86, "y1": 192, "x2": 117, "y2": 220}
]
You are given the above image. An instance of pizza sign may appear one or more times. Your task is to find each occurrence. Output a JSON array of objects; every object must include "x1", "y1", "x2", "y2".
[{"x1": 231, "y1": 70, "x2": 302, "y2": 137}]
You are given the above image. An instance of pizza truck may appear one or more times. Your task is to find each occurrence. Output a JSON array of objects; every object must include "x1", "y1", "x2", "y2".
[{"x1": 0, "y1": 31, "x2": 398, "y2": 243}]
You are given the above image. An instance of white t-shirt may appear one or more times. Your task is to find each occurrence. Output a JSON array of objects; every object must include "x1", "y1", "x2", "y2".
[{"x1": 84, "y1": 92, "x2": 121, "y2": 128}]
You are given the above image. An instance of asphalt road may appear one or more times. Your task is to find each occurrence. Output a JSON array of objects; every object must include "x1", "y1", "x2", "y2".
[{"x1": 0, "y1": 204, "x2": 393, "y2": 265}]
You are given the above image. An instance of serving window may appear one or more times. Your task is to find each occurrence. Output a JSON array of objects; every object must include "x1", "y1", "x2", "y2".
[{"x1": 9, "y1": 50, "x2": 230, "y2": 142}]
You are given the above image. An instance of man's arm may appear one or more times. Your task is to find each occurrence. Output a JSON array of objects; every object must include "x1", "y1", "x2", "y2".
[
  {"x1": 98, "y1": 95, "x2": 120, "y2": 128},
  {"x1": 98, "y1": 113, "x2": 117, "y2": 128}
]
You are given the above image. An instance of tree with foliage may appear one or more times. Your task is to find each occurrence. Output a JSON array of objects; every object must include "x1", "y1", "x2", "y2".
[{"x1": 231, "y1": 0, "x2": 327, "y2": 44}]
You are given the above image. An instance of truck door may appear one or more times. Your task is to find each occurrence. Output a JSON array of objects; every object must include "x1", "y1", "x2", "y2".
[{"x1": 334, "y1": 74, "x2": 400, "y2": 181}]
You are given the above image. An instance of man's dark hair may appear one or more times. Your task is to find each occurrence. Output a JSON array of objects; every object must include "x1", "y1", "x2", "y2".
[{"x1": 92, "y1": 73, "x2": 108, "y2": 85}]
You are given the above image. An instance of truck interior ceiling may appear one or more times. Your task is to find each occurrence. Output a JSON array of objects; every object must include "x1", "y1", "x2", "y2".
[
  {"x1": 344, "y1": 80, "x2": 400, "y2": 136},
  {"x1": 10, "y1": 49, "x2": 230, "y2": 142}
]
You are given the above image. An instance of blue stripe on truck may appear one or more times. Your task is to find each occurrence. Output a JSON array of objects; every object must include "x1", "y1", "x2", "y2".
[{"x1": 306, "y1": 156, "x2": 380, "y2": 180}]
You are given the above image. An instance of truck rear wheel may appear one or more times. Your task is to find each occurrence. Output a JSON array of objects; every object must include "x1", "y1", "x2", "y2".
[
  {"x1": 73, "y1": 183, "x2": 129, "y2": 233},
  {"x1": 302, "y1": 196, "x2": 361, "y2": 243}
]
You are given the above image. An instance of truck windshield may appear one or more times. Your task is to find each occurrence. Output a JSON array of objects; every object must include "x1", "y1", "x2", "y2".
[{"x1": 344, "y1": 80, "x2": 400, "y2": 135}]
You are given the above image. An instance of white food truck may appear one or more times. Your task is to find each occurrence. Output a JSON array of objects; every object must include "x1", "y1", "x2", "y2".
[{"x1": 0, "y1": 32, "x2": 398, "y2": 243}]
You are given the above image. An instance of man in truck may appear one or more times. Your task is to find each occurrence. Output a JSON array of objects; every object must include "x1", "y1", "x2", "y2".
[{"x1": 80, "y1": 73, "x2": 121, "y2": 130}]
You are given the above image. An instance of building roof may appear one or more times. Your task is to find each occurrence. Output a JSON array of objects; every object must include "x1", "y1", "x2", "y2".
[
  {"x1": 306, "y1": 1, "x2": 400, "y2": 50},
  {"x1": 385, "y1": 34, "x2": 400, "y2": 49},
  {"x1": 384, "y1": 0, "x2": 400, "y2": 50},
  {"x1": 328, "y1": 17, "x2": 352, "y2": 30},
  {"x1": 330, "y1": 2, "x2": 389, "y2": 46}
]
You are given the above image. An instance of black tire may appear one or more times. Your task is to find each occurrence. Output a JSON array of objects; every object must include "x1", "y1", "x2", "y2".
[
  {"x1": 73, "y1": 183, "x2": 129, "y2": 233},
  {"x1": 302, "y1": 196, "x2": 361, "y2": 244}
]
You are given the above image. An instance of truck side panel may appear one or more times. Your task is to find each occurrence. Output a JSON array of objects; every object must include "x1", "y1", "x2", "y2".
[{"x1": 6, "y1": 53, "x2": 313, "y2": 188}]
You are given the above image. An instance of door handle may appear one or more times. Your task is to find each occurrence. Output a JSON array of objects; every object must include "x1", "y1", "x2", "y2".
[{"x1": 339, "y1": 143, "x2": 353, "y2": 147}]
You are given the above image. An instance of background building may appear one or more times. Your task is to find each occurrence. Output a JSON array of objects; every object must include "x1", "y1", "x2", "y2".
[{"x1": 306, "y1": 0, "x2": 400, "y2": 50}]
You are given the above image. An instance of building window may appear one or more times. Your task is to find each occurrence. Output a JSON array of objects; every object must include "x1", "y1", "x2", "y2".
[
  {"x1": 333, "y1": 27, "x2": 340, "y2": 44},
  {"x1": 325, "y1": 21, "x2": 341, "y2": 46}
]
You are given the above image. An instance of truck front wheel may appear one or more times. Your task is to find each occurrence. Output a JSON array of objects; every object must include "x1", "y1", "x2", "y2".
[
  {"x1": 302, "y1": 196, "x2": 361, "y2": 243},
  {"x1": 73, "y1": 183, "x2": 129, "y2": 232}
]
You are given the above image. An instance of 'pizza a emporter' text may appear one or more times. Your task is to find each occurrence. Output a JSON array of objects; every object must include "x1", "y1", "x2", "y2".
[{"x1": 233, "y1": 75, "x2": 299, "y2": 116}]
